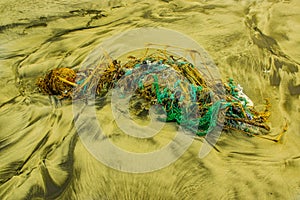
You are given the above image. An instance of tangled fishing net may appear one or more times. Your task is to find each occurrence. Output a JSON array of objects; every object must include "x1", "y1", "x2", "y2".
[{"x1": 36, "y1": 49, "x2": 281, "y2": 141}]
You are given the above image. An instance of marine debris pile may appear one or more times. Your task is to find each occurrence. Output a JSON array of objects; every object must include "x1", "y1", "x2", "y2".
[{"x1": 37, "y1": 50, "x2": 275, "y2": 140}]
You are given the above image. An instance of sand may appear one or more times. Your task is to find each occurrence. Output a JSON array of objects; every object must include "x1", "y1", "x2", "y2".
[{"x1": 0, "y1": 0, "x2": 299, "y2": 199}]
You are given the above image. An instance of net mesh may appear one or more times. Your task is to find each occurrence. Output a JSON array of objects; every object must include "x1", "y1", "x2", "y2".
[{"x1": 36, "y1": 50, "x2": 276, "y2": 140}]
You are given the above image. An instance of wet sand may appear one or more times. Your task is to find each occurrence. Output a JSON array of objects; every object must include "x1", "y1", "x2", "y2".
[{"x1": 0, "y1": 0, "x2": 300, "y2": 199}]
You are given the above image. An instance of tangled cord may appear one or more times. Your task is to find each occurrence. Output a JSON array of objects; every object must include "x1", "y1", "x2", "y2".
[{"x1": 36, "y1": 51, "x2": 285, "y2": 141}]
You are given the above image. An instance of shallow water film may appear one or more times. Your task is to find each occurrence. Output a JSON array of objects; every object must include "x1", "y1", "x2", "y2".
[{"x1": 1, "y1": 0, "x2": 300, "y2": 199}]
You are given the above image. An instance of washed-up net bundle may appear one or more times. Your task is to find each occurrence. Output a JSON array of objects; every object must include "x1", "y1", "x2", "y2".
[{"x1": 36, "y1": 51, "x2": 275, "y2": 140}]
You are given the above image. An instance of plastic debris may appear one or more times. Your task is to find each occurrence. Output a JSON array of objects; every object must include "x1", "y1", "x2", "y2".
[{"x1": 36, "y1": 51, "x2": 276, "y2": 140}]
